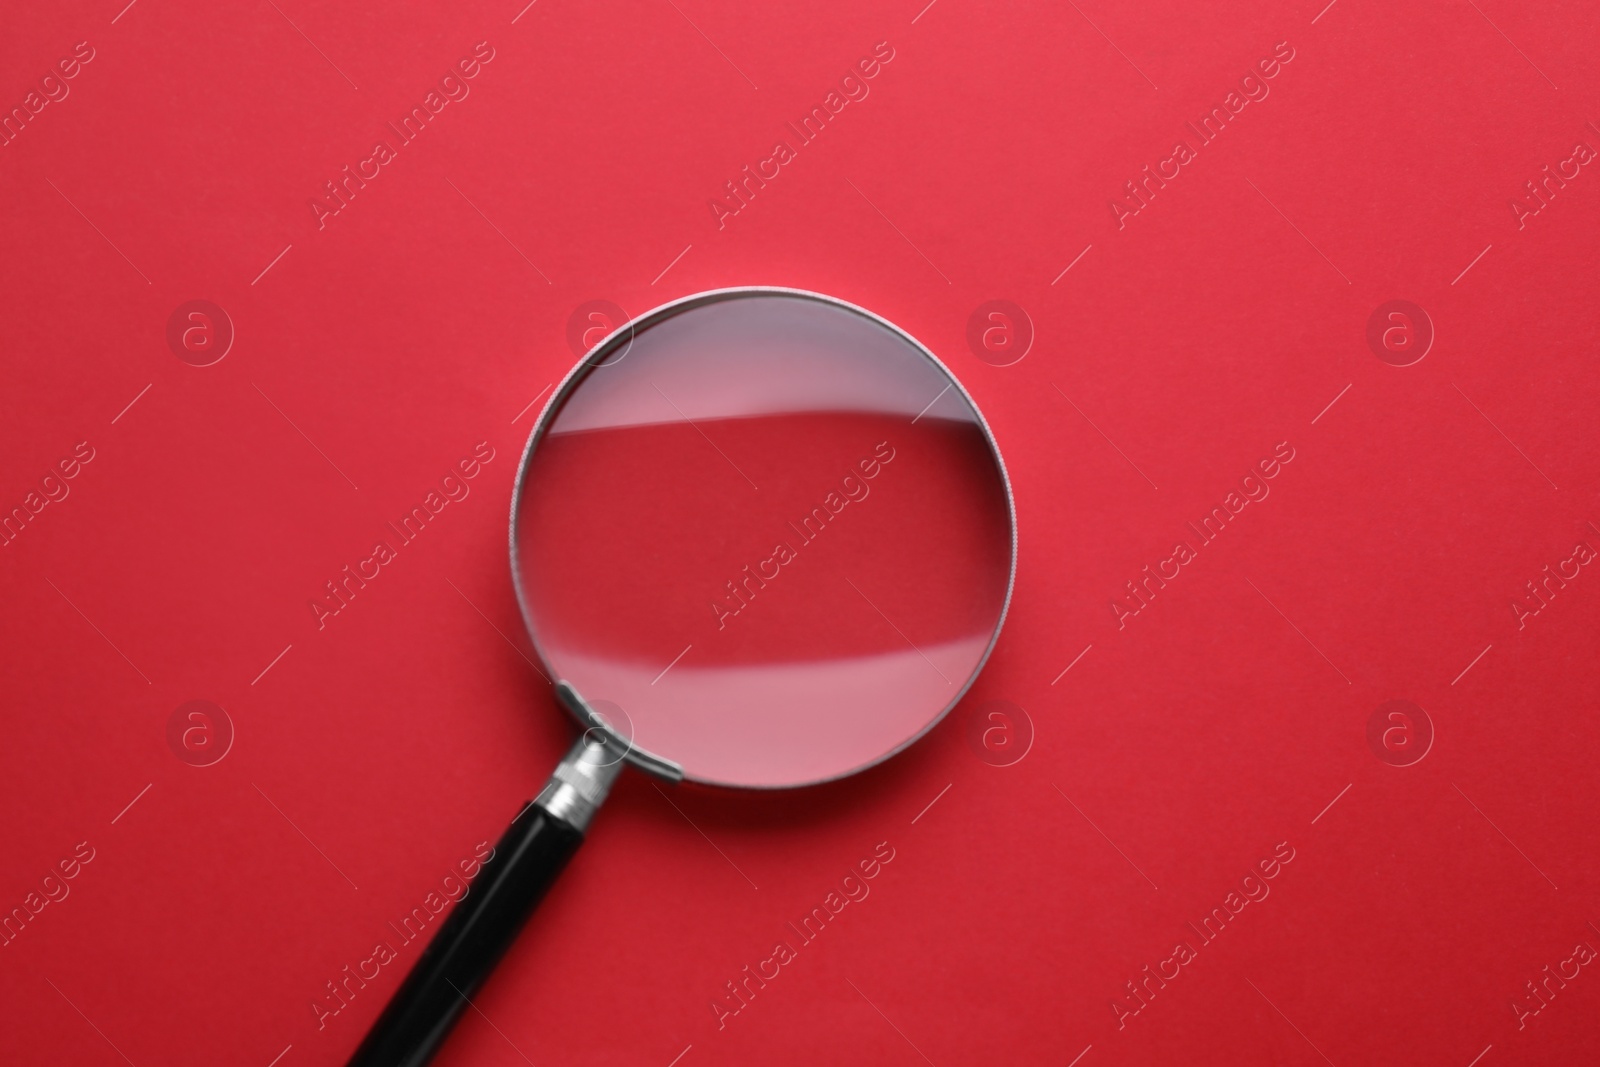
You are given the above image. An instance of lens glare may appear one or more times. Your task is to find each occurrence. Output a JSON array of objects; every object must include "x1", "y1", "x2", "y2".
[{"x1": 514, "y1": 292, "x2": 1012, "y2": 787}]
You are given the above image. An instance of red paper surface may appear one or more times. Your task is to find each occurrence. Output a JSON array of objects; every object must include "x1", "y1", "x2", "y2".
[{"x1": 3, "y1": 1, "x2": 1599, "y2": 1065}]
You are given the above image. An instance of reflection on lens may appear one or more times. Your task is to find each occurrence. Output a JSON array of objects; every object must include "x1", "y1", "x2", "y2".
[{"x1": 514, "y1": 292, "x2": 1012, "y2": 788}]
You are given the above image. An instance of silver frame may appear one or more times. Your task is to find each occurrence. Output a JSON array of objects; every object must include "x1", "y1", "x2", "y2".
[{"x1": 508, "y1": 286, "x2": 1018, "y2": 789}]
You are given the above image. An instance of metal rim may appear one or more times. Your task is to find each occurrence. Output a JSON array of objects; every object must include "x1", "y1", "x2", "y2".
[{"x1": 508, "y1": 286, "x2": 1019, "y2": 789}]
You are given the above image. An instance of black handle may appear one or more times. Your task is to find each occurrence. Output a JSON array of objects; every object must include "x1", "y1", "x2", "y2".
[{"x1": 346, "y1": 802, "x2": 583, "y2": 1067}]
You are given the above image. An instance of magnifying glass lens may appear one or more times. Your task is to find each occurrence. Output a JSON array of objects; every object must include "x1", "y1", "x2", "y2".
[{"x1": 514, "y1": 293, "x2": 1011, "y2": 788}]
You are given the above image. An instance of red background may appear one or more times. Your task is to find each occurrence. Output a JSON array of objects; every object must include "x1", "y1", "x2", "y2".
[{"x1": 3, "y1": 0, "x2": 1598, "y2": 1064}]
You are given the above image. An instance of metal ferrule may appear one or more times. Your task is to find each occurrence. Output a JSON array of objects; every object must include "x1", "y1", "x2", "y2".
[{"x1": 533, "y1": 734, "x2": 625, "y2": 833}]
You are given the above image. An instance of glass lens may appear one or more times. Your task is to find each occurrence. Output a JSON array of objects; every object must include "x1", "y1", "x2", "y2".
[{"x1": 513, "y1": 292, "x2": 1012, "y2": 788}]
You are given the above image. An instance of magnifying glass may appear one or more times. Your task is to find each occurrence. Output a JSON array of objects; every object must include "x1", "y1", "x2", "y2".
[{"x1": 349, "y1": 287, "x2": 1016, "y2": 1067}]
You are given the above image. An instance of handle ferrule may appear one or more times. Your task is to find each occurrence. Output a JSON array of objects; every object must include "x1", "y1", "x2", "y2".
[{"x1": 534, "y1": 733, "x2": 626, "y2": 831}]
